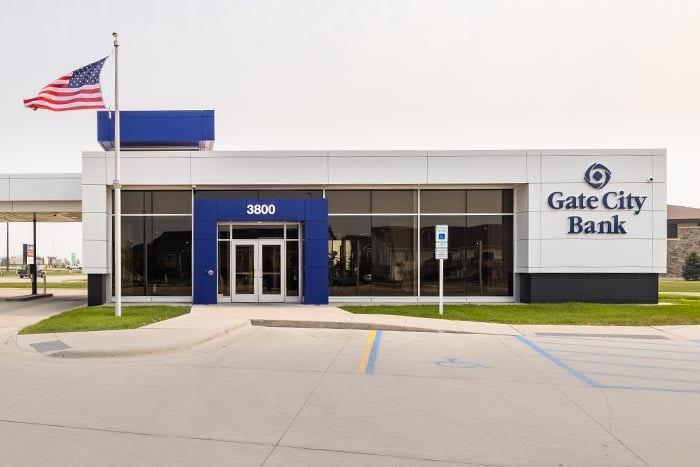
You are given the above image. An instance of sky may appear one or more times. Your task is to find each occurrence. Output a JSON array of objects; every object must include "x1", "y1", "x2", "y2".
[{"x1": 1, "y1": 0, "x2": 699, "y2": 260}]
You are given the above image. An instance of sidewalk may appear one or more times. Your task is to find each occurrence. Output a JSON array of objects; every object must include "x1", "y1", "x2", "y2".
[{"x1": 12, "y1": 304, "x2": 700, "y2": 359}]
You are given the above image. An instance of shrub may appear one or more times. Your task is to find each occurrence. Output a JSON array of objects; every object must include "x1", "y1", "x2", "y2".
[{"x1": 682, "y1": 251, "x2": 700, "y2": 281}]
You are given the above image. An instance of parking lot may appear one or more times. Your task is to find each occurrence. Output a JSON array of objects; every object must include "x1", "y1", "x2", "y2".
[{"x1": 1, "y1": 323, "x2": 699, "y2": 466}]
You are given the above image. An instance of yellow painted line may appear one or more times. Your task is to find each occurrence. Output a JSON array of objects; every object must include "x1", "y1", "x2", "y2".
[{"x1": 358, "y1": 330, "x2": 377, "y2": 374}]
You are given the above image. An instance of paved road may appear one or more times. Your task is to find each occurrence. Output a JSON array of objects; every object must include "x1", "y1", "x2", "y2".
[{"x1": 2, "y1": 322, "x2": 699, "y2": 466}]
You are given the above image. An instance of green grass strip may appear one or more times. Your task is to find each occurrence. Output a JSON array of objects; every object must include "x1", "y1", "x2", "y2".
[
  {"x1": 19, "y1": 305, "x2": 190, "y2": 335},
  {"x1": 343, "y1": 295, "x2": 700, "y2": 326},
  {"x1": 659, "y1": 280, "x2": 700, "y2": 293}
]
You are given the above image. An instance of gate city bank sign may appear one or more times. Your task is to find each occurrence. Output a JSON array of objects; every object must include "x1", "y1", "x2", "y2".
[{"x1": 547, "y1": 163, "x2": 647, "y2": 235}]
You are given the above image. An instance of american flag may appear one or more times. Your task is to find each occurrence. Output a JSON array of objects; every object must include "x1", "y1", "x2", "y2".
[{"x1": 23, "y1": 57, "x2": 108, "y2": 111}]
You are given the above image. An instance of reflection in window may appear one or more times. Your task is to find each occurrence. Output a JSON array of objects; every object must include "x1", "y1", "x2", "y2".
[
  {"x1": 328, "y1": 217, "x2": 371, "y2": 296},
  {"x1": 120, "y1": 191, "x2": 192, "y2": 214},
  {"x1": 465, "y1": 216, "x2": 513, "y2": 296},
  {"x1": 371, "y1": 191, "x2": 417, "y2": 213},
  {"x1": 286, "y1": 241, "x2": 299, "y2": 297},
  {"x1": 419, "y1": 215, "x2": 513, "y2": 296},
  {"x1": 371, "y1": 216, "x2": 416, "y2": 295},
  {"x1": 326, "y1": 190, "x2": 371, "y2": 214},
  {"x1": 116, "y1": 216, "x2": 192, "y2": 296},
  {"x1": 328, "y1": 216, "x2": 417, "y2": 296},
  {"x1": 467, "y1": 190, "x2": 513, "y2": 213},
  {"x1": 420, "y1": 216, "x2": 467, "y2": 296},
  {"x1": 420, "y1": 190, "x2": 467, "y2": 214}
]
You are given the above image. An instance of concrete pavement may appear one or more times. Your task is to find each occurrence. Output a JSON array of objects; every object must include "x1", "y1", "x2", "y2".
[{"x1": 7, "y1": 302, "x2": 700, "y2": 359}]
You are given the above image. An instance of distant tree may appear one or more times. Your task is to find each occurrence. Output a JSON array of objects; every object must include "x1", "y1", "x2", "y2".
[{"x1": 682, "y1": 252, "x2": 700, "y2": 281}]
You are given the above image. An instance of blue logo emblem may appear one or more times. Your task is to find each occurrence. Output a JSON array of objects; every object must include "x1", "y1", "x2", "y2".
[
  {"x1": 584, "y1": 163, "x2": 611, "y2": 189},
  {"x1": 438, "y1": 233, "x2": 446, "y2": 240}
]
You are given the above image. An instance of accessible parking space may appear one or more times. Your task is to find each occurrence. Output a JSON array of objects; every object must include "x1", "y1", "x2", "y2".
[
  {"x1": 517, "y1": 335, "x2": 700, "y2": 393},
  {"x1": 329, "y1": 329, "x2": 553, "y2": 386}
]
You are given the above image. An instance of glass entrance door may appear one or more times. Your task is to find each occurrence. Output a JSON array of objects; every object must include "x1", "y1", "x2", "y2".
[
  {"x1": 259, "y1": 240, "x2": 284, "y2": 302},
  {"x1": 231, "y1": 240, "x2": 285, "y2": 302}
]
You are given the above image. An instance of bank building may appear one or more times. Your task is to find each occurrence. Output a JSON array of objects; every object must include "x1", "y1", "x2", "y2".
[{"x1": 6, "y1": 111, "x2": 665, "y2": 306}]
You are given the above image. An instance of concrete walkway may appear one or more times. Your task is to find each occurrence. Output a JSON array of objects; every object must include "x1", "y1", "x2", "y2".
[{"x1": 10, "y1": 303, "x2": 700, "y2": 359}]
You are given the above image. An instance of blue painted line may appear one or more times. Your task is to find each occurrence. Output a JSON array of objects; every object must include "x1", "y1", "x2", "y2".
[
  {"x1": 514, "y1": 336, "x2": 600, "y2": 387},
  {"x1": 560, "y1": 358, "x2": 700, "y2": 373},
  {"x1": 531, "y1": 340, "x2": 700, "y2": 355},
  {"x1": 365, "y1": 330, "x2": 382, "y2": 375},
  {"x1": 534, "y1": 335, "x2": 700, "y2": 348},
  {"x1": 595, "y1": 384, "x2": 700, "y2": 394},
  {"x1": 584, "y1": 371, "x2": 700, "y2": 385},
  {"x1": 539, "y1": 348, "x2": 700, "y2": 364}
]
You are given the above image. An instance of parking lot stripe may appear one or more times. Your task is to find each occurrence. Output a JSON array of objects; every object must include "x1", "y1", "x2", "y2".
[
  {"x1": 536, "y1": 335, "x2": 699, "y2": 348},
  {"x1": 561, "y1": 358, "x2": 700, "y2": 373},
  {"x1": 358, "y1": 330, "x2": 377, "y2": 375},
  {"x1": 515, "y1": 336, "x2": 600, "y2": 387},
  {"x1": 539, "y1": 348, "x2": 700, "y2": 364},
  {"x1": 365, "y1": 330, "x2": 382, "y2": 374},
  {"x1": 584, "y1": 371, "x2": 700, "y2": 385},
  {"x1": 533, "y1": 340, "x2": 700, "y2": 355}
]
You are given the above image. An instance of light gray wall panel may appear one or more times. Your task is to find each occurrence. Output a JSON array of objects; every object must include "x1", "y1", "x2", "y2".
[
  {"x1": 192, "y1": 155, "x2": 328, "y2": 185},
  {"x1": 83, "y1": 240, "x2": 108, "y2": 271},
  {"x1": 9, "y1": 176, "x2": 81, "y2": 201},
  {"x1": 329, "y1": 155, "x2": 426, "y2": 184},
  {"x1": 427, "y1": 155, "x2": 527, "y2": 184},
  {"x1": 0, "y1": 177, "x2": 10, "y2": 202},
  {"x1": 81, "y1": 185, "x2": 107, "y2": 214},
  {"x1": 540, "y1": 155, "x2": 653, "y2": 183},
  {"x1": 106, "y1": 155, "x2": 192, "y2": 186},
  {"x1": 82, "y1": 155, "x2": 107, "y2": 185},
  {"x1": 540, "y1": 238, "x2": 652, "y2": 271}
]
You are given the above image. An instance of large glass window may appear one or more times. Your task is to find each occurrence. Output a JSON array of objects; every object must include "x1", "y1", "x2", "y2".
[
  {"x1": 116, "y1": 216, "x2": 192, "y2": 296},
  {"x1": 120, "y1": 191, "x2": 191, "y2": 214},
  {"x1": 371, "y1": 216, "x2": 416, "y2": 295},
  {"x1": 467, "y1": 190, "x2": 513, "y2": 213},
  {"x1": 327, "y1": 190, "x2": 371, "y2": 214},
  {"x1": 372, "y1": 191, "x2": 417, "y2": 214},
  {"x1": 420, "y1": 190, "x2": 467, "y2": 214},
  {"x1": 465, "y1": 216, "x2": 513, "y2": 296},
  {"x1": 328, "y1": 216, "x2": 417, "y2": 296},
  {"x1": 420, "y1": 216, "x2": 467, "y2": 296},
  {"x1": 420, "y1": 215, "x2": 513, "y2": 296},
  {"x1": 114, "y1": 190, "x2": 192, "y2": 297},
  {"x1": 328, "y1": 216, "x2": 372, "y2": 296},
  {"x1": 329, "y1": 188, "x2": 514, "y2": 298}
]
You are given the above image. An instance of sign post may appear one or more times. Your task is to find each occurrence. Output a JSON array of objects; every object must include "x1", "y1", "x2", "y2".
[{"x1": 435, "y1": 225, "x2": 448, "y2": 315}]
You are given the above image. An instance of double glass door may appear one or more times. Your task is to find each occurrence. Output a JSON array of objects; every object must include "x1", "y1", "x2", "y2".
[{"x1": 231, "y1": 240, "x2": 284, "y2": 302}]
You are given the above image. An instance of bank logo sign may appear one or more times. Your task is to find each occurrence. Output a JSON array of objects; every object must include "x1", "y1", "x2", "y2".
[
  {"x1": 547, "y1": 162, "x2": 647, "y2": 235},
  {"x1": 583, "y1": 163, "x2": 611, "y2": 189}
]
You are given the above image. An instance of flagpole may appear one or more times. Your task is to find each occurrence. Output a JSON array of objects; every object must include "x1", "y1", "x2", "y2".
[{"x1": 113, "y1": 32, "x2": 122, "y2": 318}]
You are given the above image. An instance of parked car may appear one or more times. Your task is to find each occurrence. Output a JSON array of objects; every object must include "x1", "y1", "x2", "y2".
[
  {"x1": 66, "y1": 264, "x2": 82, "y2": 271},
  {"x1": 17, "y1": 268, "x2": 46, "y2": 279}
]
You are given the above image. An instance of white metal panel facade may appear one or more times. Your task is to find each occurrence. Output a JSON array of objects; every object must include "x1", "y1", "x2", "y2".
[{"x1": 80, "y1": 149, "x2": 667, "y2": 277}]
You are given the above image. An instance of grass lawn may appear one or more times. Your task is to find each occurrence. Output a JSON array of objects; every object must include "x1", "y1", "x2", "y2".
[
  {"x1": 19, "y1": 305, "x2": 190, "y2": 334},
  {"x1": 0, "y1": 280, "x2": 87, "y2": 289},
  {"x1": 659, "y1": 279, "x2": 700, "y2": 293},
  {"x1": 342, "y1": 295, "x2": 700, "y2": 326}
]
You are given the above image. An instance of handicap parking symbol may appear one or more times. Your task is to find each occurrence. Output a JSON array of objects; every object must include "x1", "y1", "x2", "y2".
[{"x1": 434, "y1": 357, "x2": 491, "y2": 369}]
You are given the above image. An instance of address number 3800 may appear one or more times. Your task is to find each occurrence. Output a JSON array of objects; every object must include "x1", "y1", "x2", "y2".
[{"x1": 246, "y1": 204, "x2": 276, "y2": 215}]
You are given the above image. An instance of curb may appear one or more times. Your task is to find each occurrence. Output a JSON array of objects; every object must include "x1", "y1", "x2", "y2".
[
  {"x1": 250, "y1": 319, "x2": 516, "y2": 336},
  {"x1": 42, "y1": 321, "x2": 250, "y2": 359}
]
